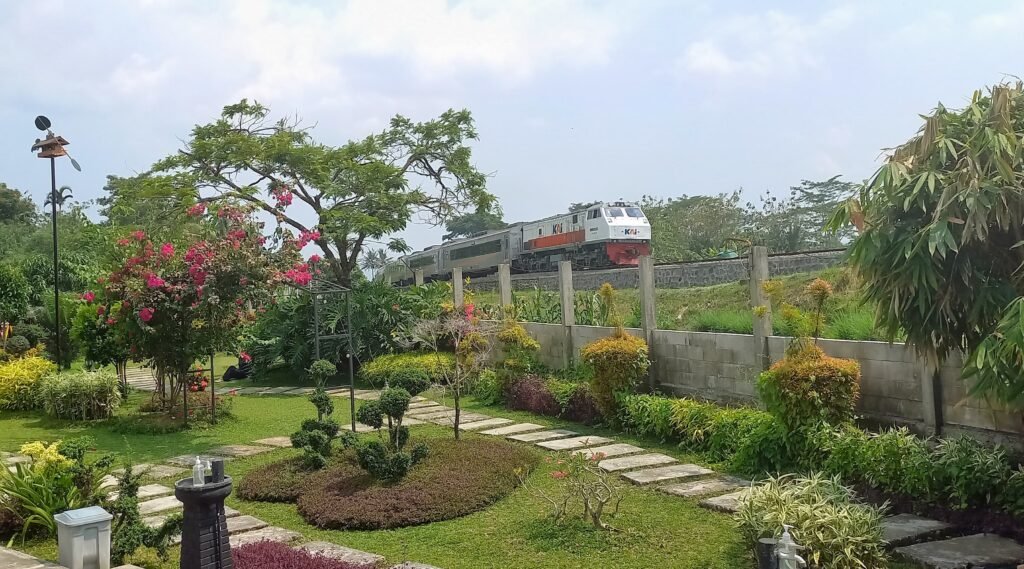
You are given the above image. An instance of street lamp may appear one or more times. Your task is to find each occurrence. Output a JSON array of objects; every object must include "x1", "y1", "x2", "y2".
[{"x1": 30, "y1": 116, "x2": 80, "y2": 368}]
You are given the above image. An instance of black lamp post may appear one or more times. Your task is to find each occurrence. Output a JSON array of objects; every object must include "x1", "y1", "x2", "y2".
[{"x1": 30, "y1": 116, "x2": 80, "y2": 369}]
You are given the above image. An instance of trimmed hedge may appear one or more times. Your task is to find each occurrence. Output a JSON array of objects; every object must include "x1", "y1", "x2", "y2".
[
  {"x1": 505, "y1": 375, "x2": 603, "y2": 425},
  {"x1": 233, "y1": 541, "x2": 372, "y2": 569},
  {"x1": 0, "y1": 356, "x2": 56, "y2": 410},
  {"x1": 579, "y1": 328, "x2": 649, "y2": 417},
  {"x1": 359, "y1": 352, "x2": 454, "y2": 395},
  {"x1": 237, "y1": 457, "x2": 315, "y2": 503},
  {"x1": 294, "y1": 438, "x2": 539, "y2": 530},
  {"x1": 758, "y1": 343, "x2": 860, "y2": 429},
  {"x1": 37, "y1": 369, "x2": 121, "y2": 420}
]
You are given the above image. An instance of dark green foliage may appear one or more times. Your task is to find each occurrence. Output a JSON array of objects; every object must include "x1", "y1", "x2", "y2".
[
  {"x1": 353, "y1": 385, "x2": 425, "y2": 481},
  {"x1": 296, "y1": 439, "x2": 539, "y2": 530},
  {"x1": 0, "y1": 263, "x2": 29, "y2": 324},
  {"x1": 110, "y1": 460, "x2": 182, "y2": 564},
  {"x1": 933, "y1": 435, "x2": 1012, "y2": 510},
  {"x1": 308, "y1": 388, "x2": 334, "y2": 422},
  {"x1": 12, "y1": 324, "x2": 46, "y2": 348},
  {"x1": 355, "y1": 401, "x2": 384, "y2": 430},
  {"x1": 377, "y1": 387, "x2": 411, "y2": 418},
  {"x1": 355, "y1": 439, "x2": 415, "y2": 482},
  {"x1": 307, "y1": 360, "x2": 336, "y2": 387},
  {"x1": 291, "y1": 430, "x2": 332, "y2": 470},
  {"x1": 617, "y1": 393, "x2": 676, "y2": 441},
  {"x1": 36, "y1": 293, "x2": 80, "y2": 368},
  {"x1": 5, "y1": 336, "x2": 29, "y2": 355}
]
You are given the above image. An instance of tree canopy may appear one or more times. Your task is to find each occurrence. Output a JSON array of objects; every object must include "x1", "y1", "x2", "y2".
[
  {"x1": 833, "y1": 81, "x2": 1024, "y2": 403},
  {"x1": 106, "y1": 100, "x2": 495, "y2": 285},
  {"x1": 443, "y1": 210, "x2": 506, "y2": 240},
  {"x1": 0, "y1": 183, "x2": 37, "y2": 224}
]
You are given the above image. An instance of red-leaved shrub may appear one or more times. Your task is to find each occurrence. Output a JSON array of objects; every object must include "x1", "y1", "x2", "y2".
[
  {"x1": 505, "y1": 375, "x2": 560, "y2": 417},
  {"x1": 561, "y1": 384, "x2": 603, "y2": 425},
  {"x1": 232, "y1": 540, "x2": 373, "y2": 569}
]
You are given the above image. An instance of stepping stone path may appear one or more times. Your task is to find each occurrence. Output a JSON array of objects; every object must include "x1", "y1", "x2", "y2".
[
  {"x1": 230, "y1": 526, "x2": 303, "y2": 547},
  {"x1": 659, "y1": 477, "x2": 748, "y2": 498},
  {"x1": 299, "y1": 542, "x2": 385, "y2": 566},
  {"x1": 699, "y1": 489, "x2": 749, "y2": 513},
  {"x1": 573, "y1": 443, "x2": 645, "y2": 460},
  {"x1": 208, "y1": 444, "x2": 274, "y2": 457},
  {"x1": 138, "y1": 495, "x2": 183, "y2": 516},
  {"x1": 253, "y1": 436, "x2": 293, "y2": 447},
  {"x1": 598, "y1": 453, "x2": 677, "y2": 472},
  {"x1": 621, "y1": 463, "x2": 713, "y2": 485},
  {"x1": 480, "y1": 423, "x2": 546, "y2": 436},
  {"x1": 508, "y1": 429, "x2": 577, "y2": 442},
  {"x1": 895, "y1": 533, "x2": 1024, "y2": 568},
  {"x1": 459, "y1": 418, "x2": 514, "y2": 431},
  {"x1": 537, "y1": 435, "x2": 614, "y2": 451},
  {"x1": 882, "y1": 513, "x2": 954, "y2": 547},
  {"x1": 108, "y1": 483, "x2": 173, "y2": 501},
  {"x1": 165, "y1": 454, "x2": 232, "y2": 467}
]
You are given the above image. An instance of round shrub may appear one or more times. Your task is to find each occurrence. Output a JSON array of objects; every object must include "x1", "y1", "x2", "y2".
[
  {"x1": 757, "y1": 343, "x2": 860, "y2": 429},
  {"x1": 233, "y1": 540, "x2": 369, "y2": 569},
  {"x1": 12, "y1": 324, "x2": 46, "y2": 348},
  {"x1": 5, "y1": 336, "x2": 30, "y2": 356},
  {"x1": 579, "y1": 327, "x2": 649, "y2": 417},
  {"x1": 296, "y1": 438, "x2": 539, "y2": 530},
  {"x1": 561, "y1": 383, "x2": 602, "y2": 425},
  {"x1": 359, "y1": 352, "x2": 454, "y2": 396},
  {"x1": 496, "y1": 319, "x2": 540, "y2": 373}
]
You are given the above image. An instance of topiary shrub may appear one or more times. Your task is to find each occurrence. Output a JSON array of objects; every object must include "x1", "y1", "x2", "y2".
[
  {"x1": 109, "y1": 459, "x2": 182, "y2": 564},
  {"x1": 579, "y1": 327, "x2": 649, "y2": 418},
  {"x1": 291, "y1": 375, "x2": 351, "y2": 470},
  {"x1": 308, "y1": 359, "x2": 336, "y2": 387},
  {"x1": 0, "y1": 355, "x2": 56, "y2": 410},
  {"x1": 735, "y1": 473, "x2": 888, "y2": 569},
  {"x1": 5, "y1": 336, "x2": 30, "y2": 356},
  {"x1": 359, "y1": 352, "x2": 453, "y2": 395},
  {"x1": 232, "y1": 536, "x2": 376, "y2": 569},
  {"x1": 37, "y1": 370, "x2": 122, "y2": 420},
  {"x1": 757, "y1": 342, "x2": 860, "y2": 430},
  {"x1": 354, "y1": 386, "x2": 427, "y2": 481}
]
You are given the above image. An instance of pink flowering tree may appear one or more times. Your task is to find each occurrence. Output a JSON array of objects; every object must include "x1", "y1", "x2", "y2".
[{"x1": 93, "y1": 205, "x2": 298, "y2": 410}]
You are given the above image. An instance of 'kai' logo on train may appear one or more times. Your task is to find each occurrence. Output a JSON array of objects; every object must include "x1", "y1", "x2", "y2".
[{"x1": 624, "y1": 228, "x2": 640, "y2": 236}]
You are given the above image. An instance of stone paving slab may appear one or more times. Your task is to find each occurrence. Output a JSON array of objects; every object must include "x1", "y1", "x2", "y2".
[
  {"x1": 109, "y1": 483, "x2": 173, "y2": 501},
  {"x1": 598, "y1": 453, "x2": 677, "y2": 472},
  {"x1": 882, "y1": 513, "x2": 955, "y2": 547},
  {"x1": 261, "y1": 386, "x2": 297, "y2": 394},
  {"x1": 894, "y1": 533, "x2": 1024, "y2": 569},
  {"x1": 0, "y1": 546, "x2": 65, "y2": 568},
  {"x1": 621, "y1": 463, "x2": 714, "y2": 485},
  {"x1": 699, "y1": 489, "x2": 749, "y2": 513},
  {"x1": 480, "y1": 423, "x2": 546, "y2": 436},
  {"x1": 427, "y1": 413, "x2": 492, "y2": 426},
  {"x1": 172, "y1": 514, "x2": 267, "y2": 544},
  {"x1": 110, "y1": 463, "x2": 189, "y2": 480},
  {"x1": 410, "y1": 396, "x2": 428, "y2": 402},
  {"x1": 165, "y1": 454, "x2": 232, "y2": 467},
  {"x1": 229, "y1": 526, "x2": 302, "y2": 547},
  {"x1": 354, "y1": 423, "x2": 381, "y2": 433},
  {"x1": 253, "y1": 436, "x2": 293, "y2": 448},
  {"x1": 409, "y1": 401, "x2": 440, "y2": 409},
  {"x1": 659, "y1": 476, "x2": 748, "y2": 499},
  {"x1": 407, "y1": 409, "x2": 453, "y2": 420},
  {"x1": 144, "y1": 507, "x2": 238, "y2": 529},
  {"x1": 0, "y1": 454, "x2": 30, "y2": 465},
  {"x1": 404, "y1": 418, "x2": 426, "y2": 426},
  {"x1": 229, "y1": 387, "x2": 265, "y2": 395},
  {"x1": 288, "y1": 387, "x2": 318, "y2": 395},
  {"x1": 208, "y1": 444, "x2": 274, "y2": 457},
  {"x1": 537, "y1": 435, "x2": 614, "y2": 451},
  {"x1": 138, "y1": 495, "x2": 182, "y2": 516},
  {"x1": 508, "y1": 429, "x2": 578, "y2": 442},
  {"x1": 573, "y1": 443, "x2": 646, "y2": 460},
  {"x1": 299, "y1": 541, "x2": 385, "y2": 566},
  {"x1": 354, "y1": 391, "x2": 381, "y2": 400},
  {"x1": 459, "y1": 418, "x2": 514, "y2": 431}
]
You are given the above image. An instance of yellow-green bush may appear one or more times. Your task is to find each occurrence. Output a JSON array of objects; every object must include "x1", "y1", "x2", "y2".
[
  {"x1": 496, "y1": 319, "x2": 540, "y2": 373},
  {"x1": 0, "y1": 356, "x2": 56, "y2": 410},
  {"x1": 579, "y1": 328, "x2": 649, "y2": 417},
  {"x1": 757, "y1": 343, "x2": 860, "y2": 429},
  {"x1": 359, "y1": 352, "x2": 455, "y2": 396}
]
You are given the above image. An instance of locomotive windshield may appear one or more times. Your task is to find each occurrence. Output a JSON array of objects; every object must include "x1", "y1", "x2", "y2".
[
  {"x1": 607, "y1": 207, "x2": 625, "y2": 217},
  {"x1": 626, "y1": 207, "x2": 643, "y2": 217}
]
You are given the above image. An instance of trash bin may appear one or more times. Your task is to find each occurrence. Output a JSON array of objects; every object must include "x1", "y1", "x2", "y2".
[{"x1": 55, "y1": 506, "x2": 112, "y2": 569}]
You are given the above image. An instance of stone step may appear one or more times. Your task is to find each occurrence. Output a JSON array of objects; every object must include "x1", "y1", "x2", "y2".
[
  {"x1": 698, "y1": 489, "x2": 749, "y2": 514},
  {"x1": 573, "y1": 443, "x2": 646, "y2": 460},
  {"x1": 171, "y1": 515, "x2": 268, "y2": 545},
  {"x1": 208, "y1": 444, "x2": 274, "y2": 457},
  {"x1": 408, "y1": 409, "x2": 454, "y2": 420},
  {"x1": 165, "y1": 454, "x2": 232, "y2": 468},
  {"x1": 298, "y1": 541, "x2": 385, "y2": 567},
  {"x1": 253, "y1": 436, "x2": 293, "y2": 448},
  {"x1": 288, "y1": 387, "x2": 318, "y2": 395},
  {"x1": 108, "y1": 484, "x2": 173, "y2": 501},
  {"x1": 480, "y1": 423, "x2": 547, "y2": 436},
  {"x1": 621, "y1": 463, "x2": 714, "y2": 485},
  {"x1": 0, "y1": 546, "x2": 65, "y2": 568},
  {"x1": 658, "y1": 476, "x2": 748, "y2": 499},
  {"x1": 261, "y1": 387, "x2": 299, "y2": 394},
  {"x1": 229, "y1": 526, "x2": 302, "y2": 548},
  {"x1": 354, "y1": 392, "x2": 381, "y2": 400},
  {"x1": 109, "y1": 463, "x2": 189, "y2": 480},
  {"x1": 508, "y1": 429, "x2": 577, "y2": 443},
  {"x1": 0, "y1": 453, "x2": 30, "y2": 465},
  {"x1": 143, "y1": 507, "x2": 239, "y2": 529},
  {"x1": 138, "y1": 495, "x2": 183, "y2": 516},
  {"x1": 408, "y1": 401, "x2": 440, "y2": 409},
  {"x1": 881, "y1": 514, "x2": 955, "y2": 548},
  {"x1": 425, "y1": 413, "x2": 492, "y2": 426},
  {"x1": 537, "y1": 435, "x2": 615, "y2": 451},
  {"x1": 458, "y1": 418, "x2": 515, "y2": 431},
  {"x1": 894, "y1": 533, "x2": 1024, "y2": 569},
  {"x1": 598, "y1": 453, "x2": 677, "y2": 473}
]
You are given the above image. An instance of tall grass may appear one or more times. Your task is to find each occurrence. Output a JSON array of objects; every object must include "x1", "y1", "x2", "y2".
[
  {"x1": 825, "y1": 308, "x2": 882, "y2": 341},
  {"x1": 690, "y1": 310, "x2": 753, "y2": 334}
]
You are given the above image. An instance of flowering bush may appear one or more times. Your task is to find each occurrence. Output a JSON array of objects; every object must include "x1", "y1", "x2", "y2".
[{"x1": 94, "y1": 206, "x2": 292, "y2": 412}]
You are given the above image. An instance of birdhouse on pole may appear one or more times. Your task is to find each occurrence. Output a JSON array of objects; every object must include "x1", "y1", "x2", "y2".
[{"x1": 31, "y1": 132, "x2": 70, "y2": 159}]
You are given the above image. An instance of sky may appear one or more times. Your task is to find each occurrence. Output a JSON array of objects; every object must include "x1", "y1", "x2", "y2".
[{"x1": 2, "y1": 0, "x2": 1024, "y2": 253}]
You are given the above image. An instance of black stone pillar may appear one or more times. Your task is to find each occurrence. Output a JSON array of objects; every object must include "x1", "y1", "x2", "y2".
[{"x1": 175, "y1": 468, "x2": 233, "y2": 569}]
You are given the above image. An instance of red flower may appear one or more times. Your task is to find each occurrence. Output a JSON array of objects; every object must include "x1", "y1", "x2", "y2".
[
  {"x1": 145, "y1": 274, "x2": 165, "y2": 289},
  {"x1": 97, "y1": 305, "x2": 106, "y2": 316},
  {"x1": 139, "y1": 307, "x2": 155, "y2": 322},
  {"x1": 186, "y1": 203, "x2": 206, "y2": 217},
  {"x1": 239, "y1": 351, "x2": 252, "y2": 363},
  {"x1": 464, "y1": 303, "x2": 475, "y2": 317},
  {"x1": 116, "y1": 238, "x2": 130, "y2": 246},
  {"x1": 131, "y1": 230, "x2": 146, "y2": 241},
  {"x1": 82, "y1": 291, "x2": 96, "y2": 303},
  {"x1": 160, "y1": 243, "x2": 175, "y2": 258},
  {"x1": 308, "y1": 254, "x2": 322, "y2": 264},
  {"x1": 106, "y1": 318, "x2": 116, "y2": 326}
]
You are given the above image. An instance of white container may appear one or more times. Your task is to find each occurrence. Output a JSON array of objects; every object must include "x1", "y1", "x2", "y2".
[{"x1": 55, "y1": 506, "x2": 112, "y2": 569}]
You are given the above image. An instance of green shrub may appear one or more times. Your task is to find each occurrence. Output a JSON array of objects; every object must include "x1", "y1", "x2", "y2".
[
  {"x1": 37, "y1": 370, "x2": 121, "y2": 420},
  {"x1": 824, "y1": 309, "x2": 880, "y2": 341},
  {"x1": 307, "y1": 359, "x2": 337, "y2": 387},
  {"x1": 355, "y1": 386, "x2": 427, "y2": 481},
  {"x1": 472, "y1": 368, "x2": 503, "y2": 405},
  {"x1": 12, "y1": 324, "x2": 46, "y2": 348},
  {"x1": 757, "y1": 343, "x2": 860, "y2": 429},
  {"x1": 0, "y1": 355, "x2": 56, "y2": 410},
  {"x1": 0, "y1": 263, "x2": 29, "y2": 324},
  {"x1": 123, "y1": 546, "x2": 163, "y2": 569},
  {"x1": 109, "y1": 459, "x2": 181, "y2": 564},
  {"x1": 5, "y1": 336, "x2": 30, "y2": 356},
  {"x1": 359, "y1": 352, "x2": 454, "y2": 396},
  {"x1": 1000, "y1": 466, "x2": 1024, "y2": 518},
  {"x1": 706, "y1": 407, "x2": 774, "y2": 462},
  {"x1": 858, "y1": 427, "x2": 935, "y2": 499},
  {"x1": 496, "y1": 319, "x2": 540, "y2": 374},
  {"x1": 579, "y1": 328, "x2": 649, "y2": 417},
  {"x1": 617, "y1": 394, "x2": 676, "y2": 441},
  {"x1": 729, "y1": 415, "x2": 796, "y2": 475},
  {"x1": 669, "y1": 398, "x2": 720, "y2": 450},
  {"x1": 818, "y1": 424, "x2": 871, "y2": 483},
  {"x1": 735, "y1": 473, "x2": 888, "y2": 569},
  {"x1": 932, "y1": 435, "x2": 1011, "y2": 510},
  {"x1": 691, "y1": 310, "x2": 753, "y2": 334}
]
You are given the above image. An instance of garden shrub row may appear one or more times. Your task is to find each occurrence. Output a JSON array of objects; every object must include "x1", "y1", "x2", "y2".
[
  {"x1": 358, "y1": 351, "x2": 454, "y2": 391},
  {"x1": 617, "y1": 391, "x2": 1024, "y2": 520},
  {"x1": 0, "y1": 355, "x2": 56, "y2": 410},
  {"x1": 504, "y1": 374, "x2": 602, "y2": 425},
  {"x1": 232, "y1": 541, "x2": 369, "y2": 569},
  {"x1": 37, "y1": 369, "x2": 121, "y2": 420}
]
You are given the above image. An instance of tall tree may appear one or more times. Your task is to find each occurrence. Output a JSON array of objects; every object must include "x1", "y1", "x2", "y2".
[
  {"x1": 641, "y1": 192, "x2": 746, "y2": 262},
  {"x1": 745, "y1": 176, "x2": 857, "y2": 252},
  {"x1": 443, "y1": 210, "x2": 505, "y2": 240},
  {"x1": 360, "y1": 248, "x2": 392, "y2": 279},
  {"x1": 0, "y1": 183, "x2": 38, "y2": 224},
  {"x1": 832, "y1": 82, "x2": 1024, "y2": 403},
  {"x1": 108, "y1": 100, "x2": 494, "y2": 286}
]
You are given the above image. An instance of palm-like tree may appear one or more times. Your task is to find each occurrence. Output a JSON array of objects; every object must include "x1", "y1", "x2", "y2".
[
  {"x1": 360, "y1": 248, "x2": 392, "y2": 279},
  {"x1": 44, "y1": 185, "x2": 73, "y2": 210}
]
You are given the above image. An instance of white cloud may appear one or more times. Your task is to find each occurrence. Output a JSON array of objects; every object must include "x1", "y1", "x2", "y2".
[{"x1": 676, "y1": 6, "x2": 859, "y2": 79}]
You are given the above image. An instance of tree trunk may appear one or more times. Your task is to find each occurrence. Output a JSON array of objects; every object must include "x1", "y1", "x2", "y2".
[{"x1": 453, "y1": 393, "x2": 461, "y2": 441}]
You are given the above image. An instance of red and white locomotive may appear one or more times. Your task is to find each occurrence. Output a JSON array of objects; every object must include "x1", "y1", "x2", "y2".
[{"x1": 383, "y1": 201, "x2": 651, "y2": 285}]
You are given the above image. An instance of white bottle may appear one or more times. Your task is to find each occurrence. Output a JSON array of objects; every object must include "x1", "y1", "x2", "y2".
[
  {"x1": 192, "y1": 457, "x2": 205, "y2": 487},
  {"x1": 777, "y1": 525, "x2": 807, "y2": 569}
]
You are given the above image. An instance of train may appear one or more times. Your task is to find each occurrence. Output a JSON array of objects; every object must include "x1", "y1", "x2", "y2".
[{"x1": 382, "y1": 201, "x2": 652, "y2": 285}]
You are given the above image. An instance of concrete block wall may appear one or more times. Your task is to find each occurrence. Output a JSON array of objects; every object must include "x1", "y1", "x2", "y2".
[
  {"x1": 938, "y1": 353, "x2": 1024, "y2": 443},
  {"x1": 654, "y1": 330, "x2": 760, "y2": 404}
]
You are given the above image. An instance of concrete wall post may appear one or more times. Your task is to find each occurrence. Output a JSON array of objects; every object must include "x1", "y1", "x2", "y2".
[
  {"x1": 498, "y1": 263, "x2": 513, "y2": 308},
  {"x1": 558, "y1": 261, "x2": 575, "y2": 368},
  {"x1": 452, "y1": 267, "x2": 464, "y2": 309},
  {"x1": 638, "y1": 255, "x2": 657, "y2": 391},
  {"x1": 414, "y1": 269, "x2": 424, "y2": 286},
  {"x1": 749, "y1": 246, "x2": 772, "y2": 371}
]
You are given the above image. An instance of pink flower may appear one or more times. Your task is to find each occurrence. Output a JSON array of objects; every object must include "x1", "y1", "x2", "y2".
[
  {"x1": 97, "y1": 305, "x2": 106, "y2": 316},
  {"x1": 145, "y1": 274, "x2": 165, "y2": 289},
  {"x1": 82, "y1": 291, "x2": 96, "y2": 303},
  {"x1": 187, "y1": 203, "x2": 206, "y2": 217},
  {"x1": 106, "y1": 318, "x2": 116, "y2": 326},
  {"x1": 131, "y1": 230, "x2": 146, "y2": 241},
  {"x1": 138, "y1": 307, "x2": 155, "y2": 322},
  {"x1": 551, "y1": 471, "x2": 568, "y2": 480},
  {"x1": 116, "y1": 238, "x2": 130, "y2": 246},
  {"x1": 308, "y1": 254, "x2": 322, "y2": 263},
  {"x1": 240, "y1": 351, "x2": 252, "y2": 363},
  {"x1": 464, "y1": 303, "x2": 475, "y2": 317},
  {"x1": 160, "y1": 243, "x2": 175, "y2": 258}
]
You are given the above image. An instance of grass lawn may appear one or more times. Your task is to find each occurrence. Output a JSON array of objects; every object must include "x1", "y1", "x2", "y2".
[{"x1": 2, "y1": 390, "x2": 919, "y2": 569}]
